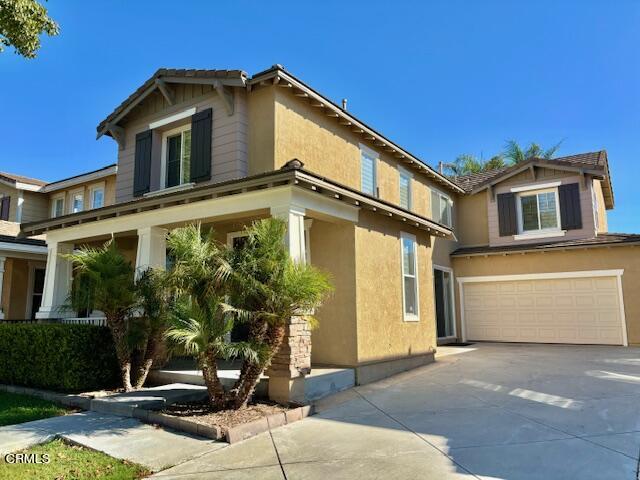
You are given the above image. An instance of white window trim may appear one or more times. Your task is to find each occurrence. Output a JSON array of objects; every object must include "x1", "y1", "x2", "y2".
[
  {"x1": 400, "y1": 232, "x2": 420, "y2": 322},
  {"x1": 457, "y1": 269, "x2": 628, "y2": 346},
  {"x1": 433, "y1": 264, "x2": 457, "y2": 339},
  {"x1": 51, "y1": 193, "x2": 65, "y2": 218},
  {"x1": 15, "y1": 191, "x2": 24, "y2": 223},
  {"x1": 69, "y1": 188, "x2": 85, "y2": 214},
  {"x1": 226, "y1": 231, "x2": 248, "y2": 248},
  {"x1": 149, "y1": 107, "x2": 196, "y2": 130},
  {"x1": 398, "y1": 167, "x2": 413, "y2": 210},
  {"x1": 359, "y1": 144, "x2": 378, "y2": 197},
  {"x1": 160, "y1": 124, "x2": 192, "y2": 190},
  {"x1": 25, "y1": 262, "x2": 46, "y2": 320},
  {"x1": 510, "y1": 181, "x2": 561, "y2": 193},
  {"x1": 515, "y1": 187, "x2": 562, "y2": 236},
  {"x1": 431, "y1": 187, "x2": 453, "y2": 228},
  {"x1": 89, "y1": 182, "x2": 106, "y2": 210}
]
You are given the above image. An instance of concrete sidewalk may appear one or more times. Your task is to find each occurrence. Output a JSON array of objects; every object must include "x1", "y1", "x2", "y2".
[{"x1": 0, "y1": 411, "x2": 223, "y2": 471}]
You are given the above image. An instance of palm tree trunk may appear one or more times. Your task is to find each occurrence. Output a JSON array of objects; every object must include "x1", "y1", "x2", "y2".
[
  {"x1": 199, "y1": 350, "x2": 226, "y2": 410},
  {"x1": 133, "y1": 332, "x2": 161, "y2": 389},
  {"x1": 232, "y1": 323, "x2": 286, "y2": 409},
  {"x1": 107, "y1": 313, "x2": 133, "y2": 391}
]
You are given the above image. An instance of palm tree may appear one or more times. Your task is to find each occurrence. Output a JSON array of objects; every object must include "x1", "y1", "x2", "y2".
[
  {"x1": 446, "y1": 154, "x2": 506, "y2": 176},
  {"x1": 163, "y1": 224, "x2": 264, "y2": 410},
  {"x1": 224, "y1": 218, "x2": 332, "y2": 409},
  {"x1": 66, "y1": 241, "x2": 138, "y2": 391},
  {"x1": 483, "y1": 155, "x2": 506, "y2": 171},
  {"x1": 503, "y1": 140, "x2": 563, "y2": 164}
]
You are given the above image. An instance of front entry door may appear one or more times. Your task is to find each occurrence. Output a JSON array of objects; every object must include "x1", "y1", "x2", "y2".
[
  {"x1": 434, "y1": 268, "x2": 455, "y2": 338},
  {"x1": 30, "y1": 268, "x2": 46, "y2": 320}
]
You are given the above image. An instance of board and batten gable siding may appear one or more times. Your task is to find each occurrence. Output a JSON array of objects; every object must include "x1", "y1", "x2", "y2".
[
  {"x1": 487, "y1": 168, "x2": 598, "y2": 247},
  {"x1": 115, "y1": 84, "x2": 248, "y2": 204},
  {"x1": 271, "y1": 87, "x2": 457, "y2": 221}
]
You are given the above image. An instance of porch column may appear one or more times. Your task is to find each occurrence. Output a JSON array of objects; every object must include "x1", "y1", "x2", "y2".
[
  {"x1": 0, "y1": 256, "x2": 5, "y2": 320},
  {"x1": 135, "y1": 227, "x2": 167, "y2": 277},
  {"x1": 36, "y1": 242, "x2": 74, "y2": 319},
  {"x1": 267, "y1": 205, "x2": 311, "y2": 404}
]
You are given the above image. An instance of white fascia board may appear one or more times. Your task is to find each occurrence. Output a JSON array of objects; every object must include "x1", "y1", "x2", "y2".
[
  {"x1": 510, "y1": 181, "x2": 562, "y2": 193},
  {"x1": 0, "y1": 241, "x2": 48, "y2": 255},
  {"x1": 457, "y1": 269, "x2": 624, "y2": 284},
  {"x1": 41, "y1": 166, "x2": 117, "y2": 193},
  {"x1": 149, "y1": 107, "x2": 196, "y2": 130}
]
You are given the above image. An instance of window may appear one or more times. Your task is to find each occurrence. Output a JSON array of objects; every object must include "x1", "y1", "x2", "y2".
[
  {"x1": 430, "y1": 189, "x2": 452, "y2": 227},
  {"x1": 517, "y1": 189, "x2": 559, "y2": 233},
  {"x1": 401, "y1": 232, "x2": 419, "y2": 321},
  {"x1": 52, "y1": 196, "x2": 64, "y2": 218},
  {"x1": 399, "y1": 168, "x2": 412, "y2": 209},
  {"x1": 90, "y1": 186, "x2": 105, "y2": 209},
  {"x1": 0, "y1": 195, "x2": 10, "y2": 221},
  {"x1": 360, "y1": 145, "x2": 377, "y2": 196},
  {"x1": 162, "y1": 125, "x2": 192, "y2": 188},
  {"x1": 71, "y1": 192, "x2": 84, "y2": 213}
]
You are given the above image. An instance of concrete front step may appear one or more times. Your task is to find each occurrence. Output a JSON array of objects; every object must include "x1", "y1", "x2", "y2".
[{"x1": 148, "y1": 367, "x2": 355, "y2": 403}]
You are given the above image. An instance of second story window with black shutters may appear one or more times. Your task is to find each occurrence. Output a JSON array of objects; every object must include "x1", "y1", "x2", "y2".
[
  {"x1": 0, "y1": 195, "x2": 10, "y2": 221},
  {"x1": 162, "y1": 126, "x2": 192, "y2": 188}
]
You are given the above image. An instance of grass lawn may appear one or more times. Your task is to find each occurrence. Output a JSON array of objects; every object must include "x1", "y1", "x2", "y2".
[
  {"x1": 0, "y1": 439, "x2": 150, "y2": 479},
  {"x1": 0, "y1": 391, "x2": 68, "y2": 426}
]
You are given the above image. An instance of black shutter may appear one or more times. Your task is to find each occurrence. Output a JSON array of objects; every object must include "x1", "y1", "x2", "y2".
[
  {"x1": 0, "y1": 196, "x2": 10, "y2": 221},
  {"x1": 133, "y1": 130, "x2": 153, "y2": 197},
  {"x1": 497, "y1": 192, "x2": 517, "y2": 236},
  {"x1": 190, "y1": 108, "x2": 212, "y2": 183},
  {"x1": 559, "y1": 183, "x2": 582, "y2": 230}
]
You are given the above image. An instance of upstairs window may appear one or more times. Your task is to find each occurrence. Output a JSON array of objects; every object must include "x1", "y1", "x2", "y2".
[
  {"x1": 431, "y1": 189, "x2": 452, "y2": 227},
  {"x1": 91, "y1": 186, "x2": 105, "y2": 209},
  {"x1": 52, "y1": 196, "x2": 64, "y2": 218},
  {"x1": 0, "y1": 196, "x2": 10, "y2": 221},
  {"x1": 71, "y1": 192, "x2": 84, "y2": 213},
  {"x1": 399, "y1": 168, "x2": 412, "y2": 209},
  {"x1": 162, "y1": 126, "x2": 192, "y2": 188},
  {"x1": 360, "y1": 145, "x2": 378, "y2": 197},
  {"x1": 401, "y1": 232, "x2": 419, "y2": 321},
  {"x1": 517, "y1": 189, "x2": 559, "y2": 233}
]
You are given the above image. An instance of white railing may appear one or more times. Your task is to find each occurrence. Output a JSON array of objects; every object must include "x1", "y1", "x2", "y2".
[{"x1": 59, "y1": 317, "x2": 107, "y2": 326}]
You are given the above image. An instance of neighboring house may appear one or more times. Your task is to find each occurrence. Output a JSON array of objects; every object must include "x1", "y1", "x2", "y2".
[
  {"x1": 16, "y1": 65, "x2": 639, "y2": 402},
  {"x1": 0, "y1": 165, "x2": 116, "y2": 320}
]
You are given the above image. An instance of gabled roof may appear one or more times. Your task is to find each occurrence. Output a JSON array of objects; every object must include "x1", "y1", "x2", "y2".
[
  {"x1": 453, "y1": 151, "x2": 614, "y2": 208},
  {"x1": 96, "y1": 68, "x2": 248, "y2": 137}
]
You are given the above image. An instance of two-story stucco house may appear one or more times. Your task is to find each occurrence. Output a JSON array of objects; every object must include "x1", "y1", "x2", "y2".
[
  {"x1": 0, "y1": 165, "x2": 116, "y2": 320},
  {"x1": 15, "y1": 65, "x2": 640, "y2": 402}
]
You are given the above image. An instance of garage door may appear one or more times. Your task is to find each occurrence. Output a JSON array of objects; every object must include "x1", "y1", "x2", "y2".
[{"x1": 461, "y1": 273, "x2": 626, "y2": 345}]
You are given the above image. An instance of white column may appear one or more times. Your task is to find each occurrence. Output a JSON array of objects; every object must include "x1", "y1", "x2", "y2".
[
  {"x1": 36, "y1": 242, "x2": 74, "y2": 319},
  {"x1": 270, "y1": 205, "x2": 307, "y2": 264},
  {"x1": 135, "y1": 227, "x2": 167, "y2": 277},
  {"x1": 0, "y1": 256, "x2": 6, "y2": 320}
]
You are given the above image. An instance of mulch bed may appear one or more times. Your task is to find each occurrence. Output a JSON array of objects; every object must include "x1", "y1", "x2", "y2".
[{"x1": 163, "y1": 400, "x2": 289, "y2": 430}]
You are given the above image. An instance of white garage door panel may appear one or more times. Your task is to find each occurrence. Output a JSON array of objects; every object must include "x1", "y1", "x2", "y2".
[{"x1": 463, "y1": 275, "x2": 624, "y2": 345}]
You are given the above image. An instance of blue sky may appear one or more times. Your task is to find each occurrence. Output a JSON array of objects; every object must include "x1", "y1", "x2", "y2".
[{"x1": 1, "y1": 1, "x2": 638, "y2": 231}]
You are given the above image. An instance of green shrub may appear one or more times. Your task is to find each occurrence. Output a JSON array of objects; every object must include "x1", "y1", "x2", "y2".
[{"x1": 0, "y1": 324, "x2": 120, "y2": 392}]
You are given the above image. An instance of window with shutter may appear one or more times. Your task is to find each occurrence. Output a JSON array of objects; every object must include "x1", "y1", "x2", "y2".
[
  {"x1": 133, "y1": 130, "x2": 153, "y2": 197},
  {"x1": 497, "y1": 192, "x2": 518, "y2": 236},
  {"x1": 559, "y1": 183, "x2": 582, "y2": 230},
  {"x1": 161, "y1": 125, "x2": 192, "y2": 188},
  {"x1": 0, "y1": 196, "x2": 10, "y2": 221},
  {"x1": 360, "y1": 145, "x2": 377, "y2": 196},
  {"x1": 190, "y1": 108, "x2": 212, "y2": 183}
]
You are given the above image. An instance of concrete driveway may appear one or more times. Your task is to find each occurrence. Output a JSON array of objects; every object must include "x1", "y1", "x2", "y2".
[{"x1": 155, "y1": 344, "x2": 640, "y2": 479}]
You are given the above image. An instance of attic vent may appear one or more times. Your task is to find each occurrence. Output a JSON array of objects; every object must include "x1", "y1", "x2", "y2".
[{"x1": 342, "y1": 98, "x2": 348, "y2": 110}]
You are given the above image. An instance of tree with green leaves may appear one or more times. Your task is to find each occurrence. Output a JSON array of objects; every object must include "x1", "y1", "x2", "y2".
[
  {"x1": 66, "y1": 241, "x2": 172, "y2": 391},
  {"x1": 0, "y1": 0, "x2": 59, "y2": 58},
  {"x1": 445, "y1": 154, "x2": 506, "y2": 176},
  {"x1": 503, "y1": 139, "x2": 563, "y2": 164},
  {"x1": 165, "y1": 219, "x2": 332, "y2": 410}
]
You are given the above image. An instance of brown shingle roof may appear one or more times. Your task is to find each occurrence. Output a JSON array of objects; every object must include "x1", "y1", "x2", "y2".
[
  {"x1": 451, "y1": 233, "x2": 640, "y2": 256},
  {"x1": 453, "y1": 151, "x2": 608, "y2": 193},
  {"x1": 0, "y1": 171, "x2": 46, "y2": 186},
  {"x1": 97, "y1": 68, "x2": 248, "y2": 134}
]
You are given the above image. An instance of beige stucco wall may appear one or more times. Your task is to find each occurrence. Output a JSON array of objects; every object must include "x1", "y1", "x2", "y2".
[
  {"x1": 452, "y1": 245, "x2": 640, "y2": 345},
  {"x1": 593, "y1": 179, "x2": 609, "y2": 233},
  {"x1": 488, "y1": 168, "x2": 598, "y2": 247},
  {"x1": 456, "y1": 191, "x2": 489, "y2": 247},
  {"x1": 247, "y1": 86, "x2": 276, "y2": 176},
  {"x1": 270, "y1": 87, "x2": 455, "y2": 220},
  {"x1": 354, "y1": 211, "x2": 437, "y2": 364}
]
